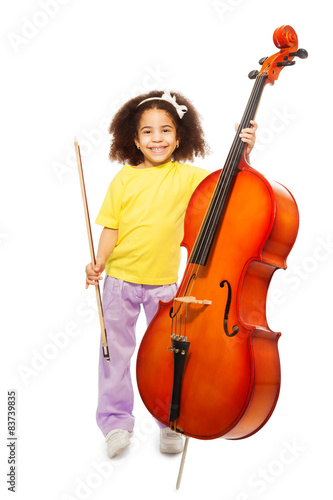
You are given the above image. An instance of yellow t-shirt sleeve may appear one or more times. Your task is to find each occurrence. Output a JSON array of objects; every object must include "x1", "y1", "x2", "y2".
[{"x1": 95, "y1": 174, "x2": 123, "y2": 228}]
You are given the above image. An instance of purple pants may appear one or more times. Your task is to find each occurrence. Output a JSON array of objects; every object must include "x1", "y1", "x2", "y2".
[{"x1": 96, "y1": 276, "x2": 177, "y2": 436}]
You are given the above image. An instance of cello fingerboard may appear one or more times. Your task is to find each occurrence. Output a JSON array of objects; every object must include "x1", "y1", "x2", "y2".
[{"x1": 189, "y1": 74, "x2": 268, "y2": 266}]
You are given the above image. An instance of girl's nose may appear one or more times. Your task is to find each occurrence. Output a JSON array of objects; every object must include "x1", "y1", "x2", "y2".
[{"x1": 151, "y1": 132, "x2": 162, "y2": 142}]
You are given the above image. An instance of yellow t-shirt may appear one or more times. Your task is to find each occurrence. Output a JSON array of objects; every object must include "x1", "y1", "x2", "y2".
[{"x1": 95, "y1": 161, "x2": 210, "y2": 285}]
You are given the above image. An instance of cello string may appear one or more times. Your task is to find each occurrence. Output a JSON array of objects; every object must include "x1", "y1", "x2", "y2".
[
  {"x1": 191, "y1": 75, "x2": 266, "y2": 264},
  {"x1": 202, "y1": 74, "x2": 266, "y2": 259},
  {"x1": 171, "y1": 263, "x2": 199, "y2": 324},
  {"x1": 201, "y1": 77, "x2": 262, "y2": 252},
  {"x1": 190, "y1": 77, "x2": 263, "y2": 263}
]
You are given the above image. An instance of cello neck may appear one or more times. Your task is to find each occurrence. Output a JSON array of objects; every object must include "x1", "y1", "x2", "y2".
[
  {"x1": 189, "y1": 74, "x2": 268, "y2": 266},
  {"x1": 225, "y1": 73, "x2": 267, "y2": 172}
]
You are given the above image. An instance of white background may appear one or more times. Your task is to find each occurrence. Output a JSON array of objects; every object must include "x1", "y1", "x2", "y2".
[{"x1": 1, "y1": 1, "x2": 332, "y2": 499}]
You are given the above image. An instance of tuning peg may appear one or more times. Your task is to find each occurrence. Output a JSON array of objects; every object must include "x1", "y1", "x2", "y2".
[
  {"x1": 258, "y1": 57, "x2": 268, "y2": 65},
  {"x1": 289, "y1": 48, "x2": 308, "y2": 59},
  {"x1": 248, "y1": 70, "x2": 259, "y2": 80},
  {"x1": 276, "y1": 60, "x2": 296, "y2": 67}
]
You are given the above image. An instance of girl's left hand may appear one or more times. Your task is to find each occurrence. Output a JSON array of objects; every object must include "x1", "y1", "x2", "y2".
[{"x1": 235, "y1": 120, "x2": 258, "y2": 162}]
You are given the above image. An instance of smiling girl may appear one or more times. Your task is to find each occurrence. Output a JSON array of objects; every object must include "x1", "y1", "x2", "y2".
[{"x1": 85, "y1": 90, "x2": 257, "y2": 458}]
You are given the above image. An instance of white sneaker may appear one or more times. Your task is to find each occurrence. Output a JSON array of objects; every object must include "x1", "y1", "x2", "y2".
[
  {"x1": 160, "y1": 428, "x2": 184, "y2": 454},
  {"x1": 105, "y1": 429, "x2": 133, "y2": 458}
]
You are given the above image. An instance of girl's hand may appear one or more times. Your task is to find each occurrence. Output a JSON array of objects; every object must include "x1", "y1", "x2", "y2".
[
  {"x1": 235, "y1": 120, "x2": 258, "y2": 162},
  {"x1": 85, "y1": 258, "x2": 105, "y2": 288}
]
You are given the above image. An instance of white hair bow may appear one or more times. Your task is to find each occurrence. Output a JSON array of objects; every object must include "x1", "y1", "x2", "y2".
[{"x1": 137, "y1": 89, "x2": 188, "y2": 119}]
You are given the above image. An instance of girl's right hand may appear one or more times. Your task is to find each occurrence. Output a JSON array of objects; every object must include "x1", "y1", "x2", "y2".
[{"x1": 85, "y1": 259, "x2": 105, "y2": 288}]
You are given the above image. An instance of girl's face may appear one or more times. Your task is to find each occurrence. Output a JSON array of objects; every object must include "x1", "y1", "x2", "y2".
[{"x1": 135, "y1": 109, "x2": 178, "y2": 168}]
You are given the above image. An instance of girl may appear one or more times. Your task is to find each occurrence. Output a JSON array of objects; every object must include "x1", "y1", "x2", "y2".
[{"x1": 85, "y1": 89, "x2": 257, "y2": 458}]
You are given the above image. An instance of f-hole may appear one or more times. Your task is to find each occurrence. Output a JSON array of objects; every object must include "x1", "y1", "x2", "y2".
[{"x1": 220, "y1": 280, "x2": 239, "y2": 337}]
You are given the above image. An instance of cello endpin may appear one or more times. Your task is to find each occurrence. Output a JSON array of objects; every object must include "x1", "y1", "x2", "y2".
[{"x1": 176, "y1": 436, "x2": 190, "y2": 490}]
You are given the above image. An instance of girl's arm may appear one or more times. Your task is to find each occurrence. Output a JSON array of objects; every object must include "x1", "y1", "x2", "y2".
[{"x1": 85, "y1": 227, "x2": 118, "y2": 288}]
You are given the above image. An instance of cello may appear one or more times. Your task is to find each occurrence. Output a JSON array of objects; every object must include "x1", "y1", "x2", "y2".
[{"x1": 136, "y1": 24, "x2": 307, "y2": 475}]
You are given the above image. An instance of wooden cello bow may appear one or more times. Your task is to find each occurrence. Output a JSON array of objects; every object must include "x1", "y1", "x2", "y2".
[{"x1": 74, "y1": 137, "x2": 110, "y2": 362}]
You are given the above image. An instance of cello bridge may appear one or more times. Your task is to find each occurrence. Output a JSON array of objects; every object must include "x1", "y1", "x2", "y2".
[{"x1": 174, "y1": 296, "x2": 212, "y2": 305}]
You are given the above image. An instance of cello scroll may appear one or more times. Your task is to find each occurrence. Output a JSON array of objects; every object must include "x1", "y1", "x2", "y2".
[{"x1": 249, "y1": 25, "x2": 308, "y2": 84}]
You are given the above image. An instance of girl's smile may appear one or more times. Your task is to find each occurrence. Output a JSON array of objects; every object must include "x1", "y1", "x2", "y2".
[
  {"x1": 150, "y1": 147, "x2": 167, "y2": 152},
  {"x1": 135, "y1": 109, "x2": 178, "y2": 168}
]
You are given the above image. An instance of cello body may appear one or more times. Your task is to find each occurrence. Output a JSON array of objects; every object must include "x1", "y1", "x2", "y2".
[
  {"x1": 136, "y1": 155, "x2": 299, "y2": 439},
  {"x1": 136, "y1": 25, "x2": 305, "y2": 441}
]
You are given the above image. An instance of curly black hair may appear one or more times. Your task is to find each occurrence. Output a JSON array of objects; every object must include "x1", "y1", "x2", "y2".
[{"x1": 108, "y1": 90, "x2": 210, "y2": 166}]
